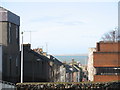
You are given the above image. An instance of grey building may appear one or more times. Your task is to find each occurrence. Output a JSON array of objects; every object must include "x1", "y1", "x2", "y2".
[
  {"x1": 0, "y1": 45, "x2": 2, "y2": 80},
  {"x1": 48, "y1": 55, "x2": 63, "y2": 82},
  {"x1": 22, "y1": 44, "x2": 50, "y2": 82},
  {"x1": 0, "y1": 7, "x2": 20, "y2": 83},
  {"x1": 33, "y1": 49, "x2": 65, "y2": 82}
]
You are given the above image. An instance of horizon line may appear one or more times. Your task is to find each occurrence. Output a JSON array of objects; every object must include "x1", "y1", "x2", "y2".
[{"x1": 52, "y1": 53, "x2": 88, "y2": 56}]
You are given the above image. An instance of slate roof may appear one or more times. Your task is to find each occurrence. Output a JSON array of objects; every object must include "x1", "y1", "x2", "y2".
[
  {"x1": 64, "y1": 64, "x2": 79, "y2": 73},
  {"x1": 25, "y1": 48, "x2": 50, "y2": 62},
  {"x1": 49, "y1": 55, "x2": 63, "y2": 66}
]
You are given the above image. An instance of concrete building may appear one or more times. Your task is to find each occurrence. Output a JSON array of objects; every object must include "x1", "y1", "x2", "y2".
[
  {"x1": 0, "y1": 7, "x2": 20, "y2": 83},
  {"x1": 0, "y1": 45, "x2": 2, "y2": 80},
  {"x1": 93, "y1": 42, "x2": 120, "y2": 82},
  {"x1": 87, "y1": 48, "x2": 96, "y2": 81}
]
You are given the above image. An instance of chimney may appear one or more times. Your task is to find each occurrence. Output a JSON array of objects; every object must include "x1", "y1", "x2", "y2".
[{"x1": 23, "y1": 44, "x2": 31, "y2": 50}]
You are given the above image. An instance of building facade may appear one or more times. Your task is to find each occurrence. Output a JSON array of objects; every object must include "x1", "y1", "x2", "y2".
[
  {"x1": 33, "y1": 48, "x2": 65, "y2": 82},
  {"x1": 48, "y1": 55, "x2": 64, "y2": 82},
  {"x1": 0, "y1": 45, "x2": 2, "y2": 80},
  {"x1": 93, "y1": 42, "x2": 120, "y2": 82},
  {"x1": 0, "y1": 7, "x2": 20, "y2": 83},
  {"x1": 22, "y1": 44, "x2": 50, "y2": 82},
  {"x1": 87, "y1": 48, "x2": 96, "y2": 81}
]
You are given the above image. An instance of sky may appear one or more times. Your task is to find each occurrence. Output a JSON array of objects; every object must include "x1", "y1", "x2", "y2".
[{"x1": 0, "y1": 0, "x2": 118, "y2": 55}]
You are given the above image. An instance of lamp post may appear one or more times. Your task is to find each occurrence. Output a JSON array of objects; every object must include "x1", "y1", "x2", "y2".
[{"x1": 21, "y1": 32, "x2": 23, "y2": 83}]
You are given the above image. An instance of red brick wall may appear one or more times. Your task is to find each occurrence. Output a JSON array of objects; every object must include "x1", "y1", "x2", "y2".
[
  {"x1": 94, "y1": 75, "x2": 120, "y2": 82},
  {"x1": 94, "y1": 53, "x2": 120, "y2": 67},
  {"x1": 96, "y1": 42, "x2": 120, "y2": 52},
  {"x1": 93, "y1": 42, "x2": 120, "y2": 82}
]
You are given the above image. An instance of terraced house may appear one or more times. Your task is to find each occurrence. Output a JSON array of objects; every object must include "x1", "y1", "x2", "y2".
[{"x1": 22, "y1": 44, "x2": 51, "y2": 82}]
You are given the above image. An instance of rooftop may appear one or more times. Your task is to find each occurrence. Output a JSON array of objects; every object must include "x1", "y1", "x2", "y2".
[{"x1": 0, "y1": 6, "x2": 20, "y2": 25}]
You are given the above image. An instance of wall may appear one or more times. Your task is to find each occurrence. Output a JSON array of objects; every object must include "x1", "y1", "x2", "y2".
[
  {"x1": 0, "y1": 23, "x2": 2, "y2": 44},
  {"x1": 96, "y1": 42, "x2": 120, "y2": 52},
  {"x1": 93, "y1": 42, "x2": 120, "y2": 82},
  {"x1": 94, "y1": 53, "x2": 120, "y2": 67},
  {"x1": 0, "y1": 45, "x2": 2, "y2": 80},
  {"x1": 0, "y1": 22, "x2": 8, "y2": 46},
  {"x1": 23, "y1": 45, "x2": 50, "y2": 82},
  {"x1": 0, "y1": 22, "x2": 20, "y2": 83},
  {"x1": 87, "y1": 48, "x2": 96, "y2": 81},
  {"x1": 0, "y1": 7, "x2": 20, "y2": 83},
  {"x1": 4, "y1": 22, "x2": 19, "y2": 83},
  {"x1": 94, "y1": 75, "x2": 120, "y2": 82}
]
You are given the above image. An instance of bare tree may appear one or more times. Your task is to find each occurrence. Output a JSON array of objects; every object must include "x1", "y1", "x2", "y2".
[{"x1": 101, "y1": 27, "x2": 119, "y2": 42}]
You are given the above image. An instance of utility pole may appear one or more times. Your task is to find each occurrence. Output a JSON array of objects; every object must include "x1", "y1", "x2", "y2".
[{"x1": 21, "y1": 32, "x2": 23, "y2": 83}]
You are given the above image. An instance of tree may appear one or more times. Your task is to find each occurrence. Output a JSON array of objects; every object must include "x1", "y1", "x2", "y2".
[{"x1": 101, "y1": 27, "x2": 119, "y2": 42}]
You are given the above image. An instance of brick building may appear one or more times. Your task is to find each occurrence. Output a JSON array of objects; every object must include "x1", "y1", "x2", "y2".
[{"x1": 93, "y1": 42, "x2": 120, "y2": 82}]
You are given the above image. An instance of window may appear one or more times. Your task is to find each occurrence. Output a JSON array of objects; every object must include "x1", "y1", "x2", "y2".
[
  {"x1": 16, "y1": 55, "x2": 18, "y2": 67},
  {"x1": 16, "y1": 26, "x2": 19, "y2": 44},
  {"x1": 16, "y1": 26, "x2": 18, "y2": 39},
  {"x1": 97, "y1": 43, "x2": 100, "y2": 51},
  {"x1": 95, "y1": 67, "x2": 120, "y2": 75},
  {"x1": 8, "y1": 23, "x2": 11, "y2": 44}
]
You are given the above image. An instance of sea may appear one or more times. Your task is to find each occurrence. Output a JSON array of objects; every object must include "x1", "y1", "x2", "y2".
[{"x1": 54, "y1": 55, "x2": 88, "y2": 65}]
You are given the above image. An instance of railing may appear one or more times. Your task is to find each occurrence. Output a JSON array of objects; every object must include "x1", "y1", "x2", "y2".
[
  {"x1": 16, "y1": 81, "x2": 120, "y2": 90},
  {"x1": 0, "y1": 80, "x2": 16, "y2": 90}
]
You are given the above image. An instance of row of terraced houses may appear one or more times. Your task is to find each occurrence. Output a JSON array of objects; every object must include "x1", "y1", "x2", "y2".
[
  {"x1": 0, "y1": 7, "x2": 86, "y2": 84},
  {"x1": 0, "y1": 6, "x2": 120, "y2": 85}
]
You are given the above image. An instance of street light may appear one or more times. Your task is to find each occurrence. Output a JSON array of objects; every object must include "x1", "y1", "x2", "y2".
[{"x1": 21, "y1": 32, "x2": 23, "y2": 83}]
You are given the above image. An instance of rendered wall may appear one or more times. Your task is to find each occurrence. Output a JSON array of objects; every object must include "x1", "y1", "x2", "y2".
[{"x1": 87, "y1": 48, "x2": 96, "y2": 81}]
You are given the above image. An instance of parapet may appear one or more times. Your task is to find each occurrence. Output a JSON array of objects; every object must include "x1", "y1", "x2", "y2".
[{"x1": 0, "y1": 7, "x2": 20, "y2": 25}]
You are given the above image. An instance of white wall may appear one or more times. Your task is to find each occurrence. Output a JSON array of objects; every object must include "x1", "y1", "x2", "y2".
[{"x1": 87, "y1": 48, "x2": 96, "y2": 81}]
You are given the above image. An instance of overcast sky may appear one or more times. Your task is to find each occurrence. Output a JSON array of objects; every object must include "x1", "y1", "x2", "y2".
[{"x1": 0, "y1": 0, "x2": 118, "y2": 55}]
